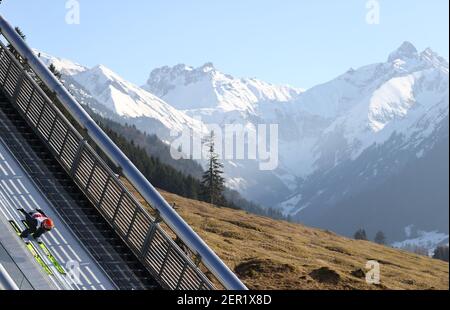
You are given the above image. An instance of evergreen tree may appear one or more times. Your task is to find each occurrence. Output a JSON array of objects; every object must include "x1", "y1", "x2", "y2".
[
  {"x1": 7, "y1": 27, "x2": 26, "y2": 63},
  {"x1": 412, "y1": 246, "x2": 429, "y2": 256},
  {"x1": 374, "y1": 231, "x2": 386, "y2": 245},
  {"x1": 354, "y1": 228, "x2": 367, "y2": 240},
  {"x1": 433, "y1": 246, "x2": 449, "y2": 262},
  {"x1": 201, "y1": 131, "x2": 225, "y2": 206},
  {"x1": 48, "y1": 63, "x2": 62, "y2": 79},
  {"x1": 37, "y1": 64, "x2": 62, "y2": 99}
]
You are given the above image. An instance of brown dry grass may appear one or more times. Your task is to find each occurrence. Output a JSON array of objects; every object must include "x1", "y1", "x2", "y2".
[{"x1": 122, "y1": 179, "x2": 449, "y2": 290}]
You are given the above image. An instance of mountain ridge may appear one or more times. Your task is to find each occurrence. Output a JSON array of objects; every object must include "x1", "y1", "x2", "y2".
[
  {"x1": 34, "y1": 42, "x2": 449, "y2": 251},
  {"x1": 143, "y1": 62, "x2": 303, "y2": 112}
]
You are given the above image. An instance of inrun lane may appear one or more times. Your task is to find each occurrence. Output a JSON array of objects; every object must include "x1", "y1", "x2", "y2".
[{"x1": 0, "y1": 140, "x2": 116, "y2": 290}]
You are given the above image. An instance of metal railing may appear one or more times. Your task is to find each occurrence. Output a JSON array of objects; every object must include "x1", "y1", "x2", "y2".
[
  {"x1": 0, "y1": 14, "x2": 247, "y2": 290},
  {"x1": 0, "y1": 241, "x2": 32, "y2": 290},
  {"x1": 0, "y1": 263, "x2": 19, "y2": 290}
]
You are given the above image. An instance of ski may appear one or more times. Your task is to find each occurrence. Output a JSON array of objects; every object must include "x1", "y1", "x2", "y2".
[
  {"x1": 9, "y1": 220, "x2": 53, "y2": 276},
  {"x1": 21, "y1": 219, "x2": 66, "y2": 275}
]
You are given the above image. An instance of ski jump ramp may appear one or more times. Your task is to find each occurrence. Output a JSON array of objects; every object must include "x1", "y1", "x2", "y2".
[
  {"x1": 0, "y1": 140, "x2": 115, "y2": 290},
  {"x1": 0, "y1": 14, "x2": 246, "y2": 290}
]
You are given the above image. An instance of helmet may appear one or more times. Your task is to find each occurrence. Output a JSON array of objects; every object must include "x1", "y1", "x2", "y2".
[{"x1": 42, "y1": 218, "x2": 54, "y2": 231}]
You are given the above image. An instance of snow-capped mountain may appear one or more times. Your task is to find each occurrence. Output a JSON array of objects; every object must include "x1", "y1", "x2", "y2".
[
  {"x1": 280, "y1": 41, "x2": 448, "y2": 203},
  {"x1": 392, "y1": 229, "x2": 449, "y2": 256},
  {"x1": 143, "y1": 62, "x2": 303, "y2": 114},
  {"x1": 34, "y1": 50, "x2": 207, "y2": 139},
  {"x1": 35, "y1": 42, "x2": 449, "y2": 250},
  {"x1": 34, "y1": 51, "x2": 295, "y2": 204},
  {"x1": 274, "y1": 42, "x2": 449, "y2": 247},
  {"x1": 70, "y1": 65, "x2": 206, "y2": 136},
  {"x1": 142, "y1": 63, "x2": 309, "y2": 202},
  {"x1": 250, "y1": 42, "x2": 447, "y2": 187},
  {"x1": 33, "y1": 49, "x2": 87, "y2": 75}
]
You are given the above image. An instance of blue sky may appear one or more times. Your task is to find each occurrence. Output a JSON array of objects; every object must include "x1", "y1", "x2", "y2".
[{"x1": 1, "y1": 0, "x2": 448, "y2": 89}]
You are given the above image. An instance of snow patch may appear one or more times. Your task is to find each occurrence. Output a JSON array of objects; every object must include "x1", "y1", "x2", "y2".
[
  {"x1": 226, "y1": 177, "x2": 248, "y2": 191},
  {"x1": 392, "y1": 230, "x2": 449, "y2": 256},
  {"x1": 278, "y1": 194, "x2": 302, "y2": 215},
  {"x1": 33, "y1": 49, "x2": 87, "y2": 75},
  {"x1": 405, "y1": 225, "x2": 414, "y2": 238}
]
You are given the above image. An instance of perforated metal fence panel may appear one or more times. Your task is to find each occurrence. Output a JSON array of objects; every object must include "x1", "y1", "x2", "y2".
[{"x1": 0, "y1": 43, "x2": 215, "y2": 290}]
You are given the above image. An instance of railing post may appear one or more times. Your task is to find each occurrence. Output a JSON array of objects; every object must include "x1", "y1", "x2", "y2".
[
  {"x1": 85, "y1": 161, "x2": 97, "y2": 192},
  {"x1": 48, "y1": 113, "x2": 58, "y2": 144},
  {"x1": 70, "y1": 139, "x2": 87, "y2": 177},
  {"x1": 140, "y1": 221, "x2": 158, "y2": 259},
  {"x1": 0, "y1": 46, "x2": 7, "y2": 85},
  {"x1": 97, "y1": 177, "x2": 111, "y2": 208},
  {"x1": 158, "y1": 244, "x2": 172, "y2": 278},
  {"x1": 23, "y1": 88, "x2": 35, "y2": 115},
  {"x1": 111, "y1": 191, "x2": 125, "y2": 225},
  {"x1": 11, "y1": 69, "x2": 25, "y2": 104},
  {"x1": 59, "y1": 128, "x2": 70, "y2": 157},
  {"x1": 2, "y1": 57, "x2": 12, "y2": 90},
  {"x1": 35, "y1": 100, "x2": 46, "y2": 129},
  {"x1": 125, "y1": 207, "x2": 139, "y2": 241},
  {"x1": 175, "y1": 261, "x2": 188, "y2": 290}
]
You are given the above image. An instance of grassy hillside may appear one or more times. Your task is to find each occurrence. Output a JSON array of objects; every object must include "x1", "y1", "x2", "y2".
[{"x1": 123, "y1": 179, "x2": 448, "y2": 290}]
